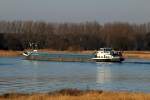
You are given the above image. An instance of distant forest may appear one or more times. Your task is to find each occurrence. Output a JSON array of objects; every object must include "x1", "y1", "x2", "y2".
[{"x1": 0, "y1": 21, "x2": 150, "y2": 51}]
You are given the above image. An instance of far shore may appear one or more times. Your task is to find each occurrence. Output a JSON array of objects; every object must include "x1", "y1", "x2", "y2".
[
  {"x1": 0, "y1": 49, "x2": 150, "y2": 59},
  {"x1": 0, "y1": 89, "x2": 150, "y2": 100}
]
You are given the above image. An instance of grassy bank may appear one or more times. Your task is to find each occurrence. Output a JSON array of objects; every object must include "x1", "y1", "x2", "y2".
[
  {"x1": 123, "y1": 51, "x2": 150, "y2": 59},
  {"x1": 0, "y1": 50, "x2": 150, "y2": 59},
  {"x1": 0, "y1": 89, "x2": 150, "y2": 100},
  {"x1": 0, "y1": 50, "x2": 22, "y2": 57}
]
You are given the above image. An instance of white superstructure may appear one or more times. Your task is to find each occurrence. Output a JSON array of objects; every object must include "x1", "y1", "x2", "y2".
[{"x1": 92, "y1": 48, "x2": 124, "y2": 62}]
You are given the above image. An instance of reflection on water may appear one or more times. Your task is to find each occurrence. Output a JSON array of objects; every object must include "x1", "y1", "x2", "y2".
[
  {"x1": 96, "y1": 63, "x2": 112, "y2": 84},
  {"x1": 0, "y1": 57, "x2": 150, "y2": 94}
]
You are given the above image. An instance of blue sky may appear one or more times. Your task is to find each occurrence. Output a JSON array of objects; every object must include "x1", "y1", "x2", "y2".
[{"x1": 0, "y1": 0, "x2": 150, "y2": 23}]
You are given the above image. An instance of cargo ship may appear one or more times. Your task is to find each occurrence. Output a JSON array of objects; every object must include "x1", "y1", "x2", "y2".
[{"x1": 23, "y1": 48, "x2": 124, "y2": 62}]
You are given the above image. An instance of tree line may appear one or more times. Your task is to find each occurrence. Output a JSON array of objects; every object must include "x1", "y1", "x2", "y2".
[{"x1": 0, "y1": 21, "x2": 150, "y2": 51}]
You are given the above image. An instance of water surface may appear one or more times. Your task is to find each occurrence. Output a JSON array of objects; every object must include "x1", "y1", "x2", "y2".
[{"x1": 0, "y1": 57, "x2": 150, "y2": 94}]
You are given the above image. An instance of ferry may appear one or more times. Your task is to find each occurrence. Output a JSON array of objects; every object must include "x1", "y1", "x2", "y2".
[{"x1": 92, "y1": 48, "x2": 125, "y2": 62}]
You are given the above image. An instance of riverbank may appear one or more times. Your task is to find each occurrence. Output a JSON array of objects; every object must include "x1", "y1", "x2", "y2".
[
  {"x1": 123, "y1": 51, "x2": 150, "y2": 59},
  {"x1": 0, "y1": 89, "x2": 150, "y2": 100},
  {"x1": 0, "y1": 50, "x2": 22, "y2": 57},
  {"x1": 0, "y1": 50, "x2": 150, "y2": 59}
]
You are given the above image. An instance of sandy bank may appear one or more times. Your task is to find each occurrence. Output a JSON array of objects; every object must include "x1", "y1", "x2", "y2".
[
  {"x1": 0, "y1": 89, "x2": 150, "y2": 100},
  {"x1": 123, "y1": 51, "x2": 150, "y2": 59},
  {"x1": 0, "y1": 50, "x2": 22, "y2": 57}
]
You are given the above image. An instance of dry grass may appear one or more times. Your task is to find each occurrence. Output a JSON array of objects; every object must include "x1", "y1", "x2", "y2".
[
  {"x1": 0, "y1": 89, "x2": 150, "y2": 100},
  {"x1": 123, "y1": 51, "x2": 150, "y2": 59},
  {"x1": 0, "y1": 50, "x2": 22, "y2": 57}
]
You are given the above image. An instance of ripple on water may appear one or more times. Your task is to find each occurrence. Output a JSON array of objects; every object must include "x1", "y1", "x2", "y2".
[{"x1": 0, "y1": 57, "x2": 150, "y2": 93}]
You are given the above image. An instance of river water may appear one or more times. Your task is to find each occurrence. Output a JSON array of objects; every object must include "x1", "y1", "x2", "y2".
[{"x1": 0, "y1": 57, "x2": 150, "y2": 94}]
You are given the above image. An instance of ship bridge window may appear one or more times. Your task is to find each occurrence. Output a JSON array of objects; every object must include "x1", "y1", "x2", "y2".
[{"x1": 106, "y1": 56, "x2": 109, "y2": 58}]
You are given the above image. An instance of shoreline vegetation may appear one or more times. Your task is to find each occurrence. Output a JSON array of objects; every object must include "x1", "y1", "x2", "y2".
[
  {"x1": 0, "y1": 21, "x2": 150, "y2": 51},
  {"x1": 0, "y1": 89, "x2": 150, "y2": 100},
  {"x1": 0, "y1": 50, "x2": 150, "y2": 59}
]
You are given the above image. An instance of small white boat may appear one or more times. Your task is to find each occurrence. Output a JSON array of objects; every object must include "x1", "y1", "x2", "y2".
[{"x1": 92, "y1": 48, "x2": 125, "y2": 62}]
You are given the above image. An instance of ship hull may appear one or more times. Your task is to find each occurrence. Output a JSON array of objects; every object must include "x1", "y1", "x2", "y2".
[
  {"x1": 25, "y1": 55, "x2": 93, "y2": 62},
  {"x1": 24, "y1": 52, "x2": 94, "y2": 62},
  {"x1": 92, "y1": 58, "x2": 124, "y2": 62}
]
